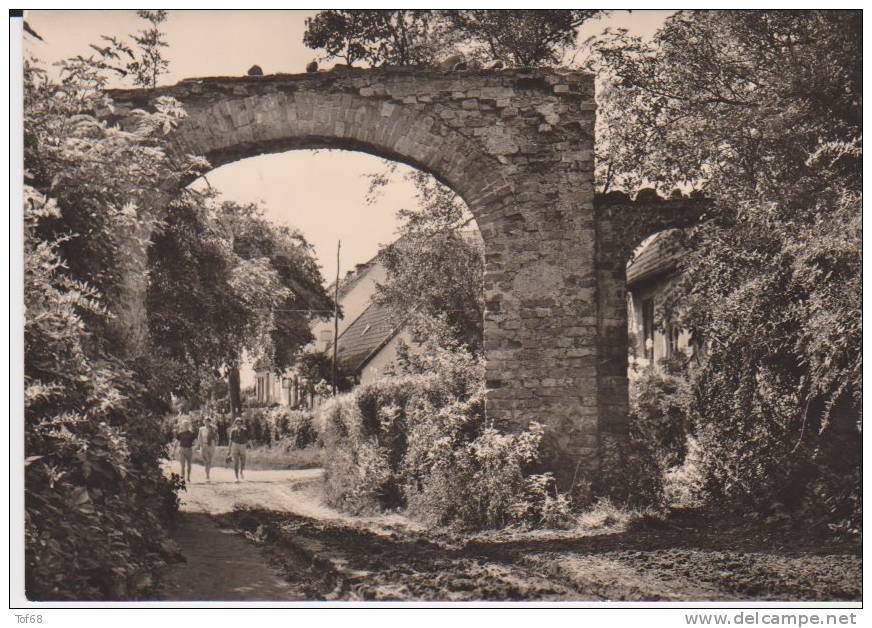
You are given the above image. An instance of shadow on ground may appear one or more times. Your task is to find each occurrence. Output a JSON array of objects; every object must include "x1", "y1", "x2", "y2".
[{"x1": 213, "y1": 508, "x2": 861, "y2": 602}]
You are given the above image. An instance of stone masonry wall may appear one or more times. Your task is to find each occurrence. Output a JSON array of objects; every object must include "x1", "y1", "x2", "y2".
[{"x1": 109, "y1": 67, "x2": 613, "y2": 492}]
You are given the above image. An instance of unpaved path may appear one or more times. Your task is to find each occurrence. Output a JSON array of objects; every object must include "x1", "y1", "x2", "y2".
[
  {"x1": 158, "y1": 463, "x2": 428, "y2": 601},
  {"x1": 163, "y1": 463, "x2": 325, "y2": 516},
  {"x1": 159, "y1": 463, "x2": 861, "y2": 602},
  {"x1": 158, "y1": 464, "x2": 323, "y2": 601},
  {"x1": 161, "y1": 513, "x2": 306, "y2": 601}
]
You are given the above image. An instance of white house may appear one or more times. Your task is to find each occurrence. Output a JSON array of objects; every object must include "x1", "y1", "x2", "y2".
[
  {"x1": 256, "y1": 223, "x2": 484, "y2": 404},
  {"x1": 320, "y1": 253, "x2": 413, "y2": 386},
  {"x1": 626, "y1": 229, "x2": 693, "y2": 369},
  {"x1": 253, "y1": 251, "x2": 409, "y2": 407},
  {"x1": 252, "y1": 361, "x2": 285, "y2": 405}
]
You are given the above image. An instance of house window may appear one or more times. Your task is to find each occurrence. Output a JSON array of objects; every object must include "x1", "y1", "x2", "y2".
[
  {"x1": 666, "y1": 323, "x2": 680, "y2": 358},
  {"x1": 642, "y1": 298, "x2": 655, "y2": 361}
]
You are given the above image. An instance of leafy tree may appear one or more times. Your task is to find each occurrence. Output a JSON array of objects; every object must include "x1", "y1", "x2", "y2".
[
  {"x1": 589, "y1": 10, "x2": 861, "y2": 528},
  {"x1": 221, "y1": 202, "x2": 331, "y2": 371},
  {"x1": 371, "y1": 169, "x2": 485, "y2": 353},
  {"x1": 23, "y1": 11, "x2": 329, "y2": 595},
  {"x1": 303, "y1": 9, "x2": 456, "y2": 67},
  {"x1": 303, "y1": 9, "x2": 606, "y2": 68},
  {"x1": 444, "y1": 9, "x2": 605, "y2": 66},
  {"x1": 587, "y1": 10, "x2": 861, "y2": 201},
  {"x1": 146, "y1": 190, "x2": 249, "y2": 404},
  {"x1": 23, "y1": 57, "x2": 182, "y2": 599},
  {"x1": 91, "y1": 9, "x2": 170, "y2": 88},
  {"x1": 216, "y1": 202, "x2": 332, "y2": 413},
  {"x1": 24, "y1": 57, "x2": 187, "y2": 323},
  {"x1": 148, "y1": 197, "x2": 332, "y2": 415},
  {"x1": 295, "y1": 348, "x2": 354, "y2": 394}
]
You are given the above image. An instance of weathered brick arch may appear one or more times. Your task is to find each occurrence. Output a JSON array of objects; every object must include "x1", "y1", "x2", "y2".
[{"x1": 110, "y1": 67, "x2": 623, "y2": 491}]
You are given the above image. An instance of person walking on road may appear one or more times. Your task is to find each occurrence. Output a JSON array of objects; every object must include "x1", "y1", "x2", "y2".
[
  {"x1": 228, "y1": 417, "x2": 249, "y2": 482},
  {"x1": 176, "y1": 419, "x2": 196, "y2": 483},
  {"x1": 198, "y1": 416, "x2": 218, "y2": 482}
]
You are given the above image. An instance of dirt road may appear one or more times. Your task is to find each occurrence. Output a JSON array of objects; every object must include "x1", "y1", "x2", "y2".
[
  {"x1": 162, "y1": 464, "x2": 326, "y2": 516},
  {"x1": 159, "y1": 465, "x2": 322, "y2": 601},
  {"x1": 159, "y1": 464, "x2": 861, "y2": 602}
]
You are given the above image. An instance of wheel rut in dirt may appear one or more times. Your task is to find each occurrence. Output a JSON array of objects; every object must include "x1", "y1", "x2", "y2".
[
  {"x1": 158, "y1": 466, "x2": 861, "y2": 602},
  {"x1": 220, "y1": 507, "x2": 862, "y2": 602},
  {"x1": 221, "y1": 509, "x2": 583, "y2": 601}
]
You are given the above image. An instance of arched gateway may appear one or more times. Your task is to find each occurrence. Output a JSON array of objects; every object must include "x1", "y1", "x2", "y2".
[{"x1": 109, "y1": 67, "x2": 628, "y2": 490}]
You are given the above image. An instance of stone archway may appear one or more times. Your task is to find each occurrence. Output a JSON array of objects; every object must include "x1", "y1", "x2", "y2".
[{"x1": 109, "y1": 66, "x2": 621, "y2": 489}]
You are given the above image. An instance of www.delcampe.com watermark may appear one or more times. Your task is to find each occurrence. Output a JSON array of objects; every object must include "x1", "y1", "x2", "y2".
[{"x1": 685, "y1": 613, "x2": 859, "y2": 626}]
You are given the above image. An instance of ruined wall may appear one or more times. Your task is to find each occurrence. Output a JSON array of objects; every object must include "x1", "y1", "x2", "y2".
[{"x1": 109, "y1": 67, "x2": 617, "y2": 490}]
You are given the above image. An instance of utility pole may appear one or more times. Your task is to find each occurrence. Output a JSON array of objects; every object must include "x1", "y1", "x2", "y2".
[{"x1": 332, "y1": 240, "x2": 340, "y2": 396}]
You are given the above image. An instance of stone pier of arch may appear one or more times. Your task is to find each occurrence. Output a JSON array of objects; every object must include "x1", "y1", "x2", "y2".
[{"x1": 108, "y1": 67, "x2": 655, "y2": 493}]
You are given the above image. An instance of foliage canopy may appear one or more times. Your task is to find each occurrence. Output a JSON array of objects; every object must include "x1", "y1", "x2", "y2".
[{"x1": 589, "y1": 10, "x2": 861, "y2": 529}]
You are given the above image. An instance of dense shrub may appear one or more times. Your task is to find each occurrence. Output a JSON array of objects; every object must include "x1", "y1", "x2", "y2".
[
  {"x1": 662, "y1": 436, "x2": 706, "y2": 508},
  {"x1": 595, "y1": 432, "x2": 665, "y2": 510},
  {"x1": 629, "y1": 365, "x2": 692, "y2": 470},
  {"x1": 319, "y1": 374, "x2": 450, "y2": 513},
  {"x1": 568, "y1": 362, "x2": 687, "y2": 511},
  {"x1": 240, "y1": 407, "x2": 318, "y2": 448},
  {"x1": 405, "y1": 405, "x2": 573, "y2": 529},
  {"x1": 23, "y1": 47, "x2": 193, "y2": 599},
  {"x1": 319, "y1": 366, "x2": 572, "y2": 529},
  {"x1": 591, "y1": 10, "x2": 861, "y2": 533},
  {"x1": 275, "y1": 408, "x2": 318, "y2": 449},
  {"x1": 24, "y1": 188, "x2": 179, "y2": 600},
  {"x1": 675, "y1": 193, "x2": 861, "y2": 533}
]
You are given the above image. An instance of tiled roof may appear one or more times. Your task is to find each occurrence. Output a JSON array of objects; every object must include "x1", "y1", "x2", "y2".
[
  {"x1": 325, "y1": 220, "x2": 479, "y2": 374},
  {"x1": 626, "y1": 229, "x2": 683, "y2": 287},
  {"x1": 334, "y1": 301, "x2": 401, "y2": 374}
]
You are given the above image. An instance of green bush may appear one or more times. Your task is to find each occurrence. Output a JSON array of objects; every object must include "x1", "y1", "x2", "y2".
[
  {"x1": 629, "y1": 365, "x2": 693, "y2": 470},
  {"x1": 595, "y1": 432, "x2": 665, "y2": 510},
  {"x1": 591, "y1": 10, "x2": 861, "y2": 534},
  {"x1": 662, "y1": 436, "x2": 706, "y2": 508},
  {"x1": 319, "y1": 370, "x2": 573, "y2": 529},
  {"x1": 681, "y1": 198, "x2": 861, "y2": 533},
  {"x1": 404, "y1": 405, "x2": 573, "y2": 529},
  {"x1": 598, "y1": 362, "x2": 693, "y2": 510},
  {"x1": 24, "y1": 188, "x2": 178, "y2": 600},
  {"x1": 319, "y1": 374, "x2": 451, "y2": 513},
  {"x1": 23, "y1": 47, "x2": 195, "y2": 599},
  {"x1": 281, "y1": 409, "x2": 318, "y2": 449}
]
